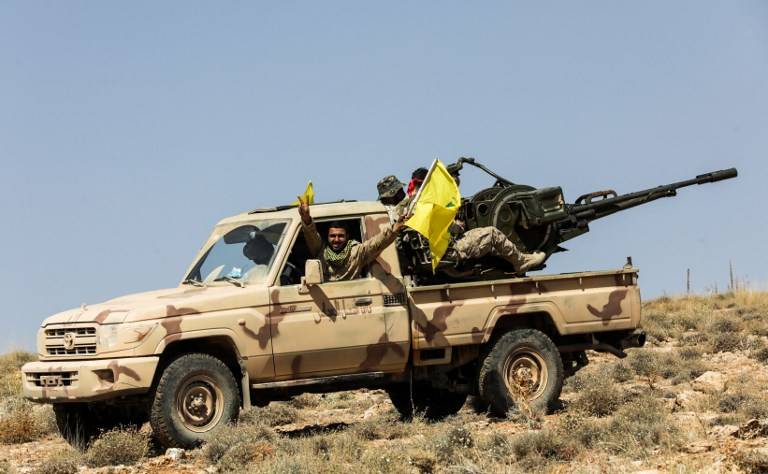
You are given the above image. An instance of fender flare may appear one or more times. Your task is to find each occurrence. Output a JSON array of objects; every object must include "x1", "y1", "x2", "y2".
[{"x1": 481, "y1": 301, "x2": 565, "y2": 343}]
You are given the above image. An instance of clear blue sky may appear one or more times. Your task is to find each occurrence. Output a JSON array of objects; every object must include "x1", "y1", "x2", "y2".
[{"x1": 1, "y1": 2, "x2": 764, "y2": 351}]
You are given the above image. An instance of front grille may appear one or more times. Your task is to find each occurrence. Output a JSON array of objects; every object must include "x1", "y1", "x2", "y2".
[
  {"x1": 45, "y1": 327, "x2": 96, "y2": 337},
  {"x1": 27, "y1": 371, "x2": 78, "y2": 387},
  {"x1": 46, "y1": 345, "x2": 97, "y2": 356},
  {"x1": 44, "y1": 324, "x2": 98, "y2": 358}
]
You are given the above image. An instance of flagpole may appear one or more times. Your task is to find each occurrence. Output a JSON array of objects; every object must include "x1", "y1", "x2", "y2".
[{"x1": 406, "y1": 158, "x2": 438, "y2": 216}]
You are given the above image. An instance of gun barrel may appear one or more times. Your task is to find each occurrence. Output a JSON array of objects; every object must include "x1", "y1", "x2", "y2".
[
  {"x1": 569, "y1": 167, "x2": 738, "y2": 220},
  {"x1": 695, "y1": 168, "x2": 738, "y2": 184}
]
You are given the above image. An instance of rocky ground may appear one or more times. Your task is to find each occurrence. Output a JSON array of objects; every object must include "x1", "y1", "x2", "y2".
[{"x1": 1, "y1": 291, "x2": 767, "y2": 473}]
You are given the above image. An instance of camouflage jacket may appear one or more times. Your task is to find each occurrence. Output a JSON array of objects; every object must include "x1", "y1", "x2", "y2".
[
  {"x1": 385, "y1": 194, "x2": 413, "y2": 224},
  {"x1": 301, "y1": 220, "x2": 398, "y2": 281}
]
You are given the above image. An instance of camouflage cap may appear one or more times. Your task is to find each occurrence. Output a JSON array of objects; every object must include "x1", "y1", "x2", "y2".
[{"x1": 377, "y1": 175, "x2": 405, "y2": 200}]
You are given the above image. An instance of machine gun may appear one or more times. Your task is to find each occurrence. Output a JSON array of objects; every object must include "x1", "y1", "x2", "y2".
[{"x1": 399, "y1": 157, "x2": 738, "y2": 281}]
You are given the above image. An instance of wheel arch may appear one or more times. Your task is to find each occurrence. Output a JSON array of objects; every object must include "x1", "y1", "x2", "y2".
[
  {"x1": 483, "y1": 304, "x2": 562, "y2": 346},
  {"x1": 151, "y1": 334, "x2": 244, "y2": 404}
]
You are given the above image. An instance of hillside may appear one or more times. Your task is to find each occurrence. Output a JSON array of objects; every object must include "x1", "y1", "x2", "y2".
[{"x1": 1, "y1": 291, "x2": 767, "y2": 473}]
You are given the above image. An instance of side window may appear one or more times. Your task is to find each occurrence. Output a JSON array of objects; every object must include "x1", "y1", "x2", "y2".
[{"x1": 279, "y1": 218, "x2": 366, "y2": 285}]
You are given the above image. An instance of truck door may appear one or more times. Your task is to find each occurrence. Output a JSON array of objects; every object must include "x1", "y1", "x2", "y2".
[{"x1": 269, "y1": 214, "x2": 409, "y2": 379}]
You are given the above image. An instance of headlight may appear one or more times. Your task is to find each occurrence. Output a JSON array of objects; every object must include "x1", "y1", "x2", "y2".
[
  {"x1": 98, "y1": 325, "x2": 119, "y2": 350},
  {"x1": 98, "y1": 322, "x2": 158, "y2": 351}
]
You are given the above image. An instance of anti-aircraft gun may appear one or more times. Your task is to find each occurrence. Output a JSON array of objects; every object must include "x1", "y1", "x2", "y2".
[{"x1": 398, "y1": 157, "x2": 738, "y2": 282}]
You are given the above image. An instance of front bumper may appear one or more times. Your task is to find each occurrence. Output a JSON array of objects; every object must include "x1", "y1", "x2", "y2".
[{"x1": 21, "y1": 356, "x2": 159, "y2": 403}]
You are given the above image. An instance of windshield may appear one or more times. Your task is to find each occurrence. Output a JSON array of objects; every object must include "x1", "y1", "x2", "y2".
[{"x1": 186, "y1": 220, "x2": 289, "y2": 285}]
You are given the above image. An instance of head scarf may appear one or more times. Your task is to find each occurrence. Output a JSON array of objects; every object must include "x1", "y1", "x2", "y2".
[{"x1": 323, "y1": 240, "x2": 356, "y2": 268}]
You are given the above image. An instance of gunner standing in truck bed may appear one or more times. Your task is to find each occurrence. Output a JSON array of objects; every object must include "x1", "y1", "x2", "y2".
[
  {"x1": 297, "y1": 195, "x2": 407, "y2": 281},
  {"x1": 384, "y1": 167, "x2": 546, "y2": 274}
]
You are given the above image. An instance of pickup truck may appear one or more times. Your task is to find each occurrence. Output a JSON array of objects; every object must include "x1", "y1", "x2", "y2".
[{"x1": 22, "y1": 201, "x2": 644, "y2": 448}]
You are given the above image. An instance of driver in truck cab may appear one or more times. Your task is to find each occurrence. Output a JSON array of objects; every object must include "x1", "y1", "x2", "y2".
[{"x1": 296, "y1": 196, "x2": 407, "y2": 281}]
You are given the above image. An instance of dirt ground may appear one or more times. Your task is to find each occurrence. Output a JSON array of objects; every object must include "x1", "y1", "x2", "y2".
[{"x1": 2, "y1": 292, "x2": 768, "y2": 473}]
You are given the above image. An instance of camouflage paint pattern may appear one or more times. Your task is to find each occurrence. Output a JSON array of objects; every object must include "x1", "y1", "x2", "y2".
[{"x1": 22, "y1": 200, "x2": 640, "y2": 404}]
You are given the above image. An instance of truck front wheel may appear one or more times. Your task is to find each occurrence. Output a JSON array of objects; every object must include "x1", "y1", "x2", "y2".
[
  {"x1": 150, "y1": 353, "x2": 241, "y2": 448},
  {"x1": 478, "y1": 329, "x2": 563, "y2": 417}
]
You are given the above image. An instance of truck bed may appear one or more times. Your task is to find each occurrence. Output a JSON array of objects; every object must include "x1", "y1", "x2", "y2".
[{"x1": 407, "y1": 267, "x2": 641, "y2": 350}]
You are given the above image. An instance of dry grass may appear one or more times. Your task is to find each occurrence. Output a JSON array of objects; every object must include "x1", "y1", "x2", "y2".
[
  {"x1": 0, "y1": 399, "x2": 55, "y2": 444},
  {"x1": 31, "y1": 448, "x2": 82, "y2": 474},
  {"x1": 0, "y1": 351, "x2": 37, "y2": 399},
  {"x1": 1, "y1": 291, "x2": 767, "y2": 473}
]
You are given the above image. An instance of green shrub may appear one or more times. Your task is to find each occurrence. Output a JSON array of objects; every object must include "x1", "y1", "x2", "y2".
[
  {"x1": 678, "y1": 345, "x2": 703, "y2": 360},
  {"x1": 607, "y1": 395, "x2": 679, "y2": 454},
  {"x1": 509, "y1": 429, "x2": 579, "y2": 468},
  {"x1": 217, "y1": 441, "x2": 274, "y2": 473},
  {"x1": 708, "y1": 316, "x2": 742, "y2": 333},
  {"x1": 710, "y1": 332, "x2": 743, "y2": 353},
  {"x1": 84, "y1": 429, "x2": 149, "y2": 467},
  {"x1": 569, "y1": 377, "x2": 623, "y2": 417},
  {"x1": 239, "y1": 403, "x2": 298, "y2": 427},
  {"x1": 203, "y1": 423, "x2": 276, "y2": 465},
  {"x1": 433, "y1": 423, "x2": 474, "y2": 462},
  {"x1": 609, "y1": 362, "x2": 634, "y2": 383}
]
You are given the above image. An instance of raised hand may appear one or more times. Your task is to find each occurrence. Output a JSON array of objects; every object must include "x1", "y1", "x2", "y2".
[
  {"x1": 393, "y1": 213, "x2": 410, "y2": 234},
  {"x1": 297, "y1": 195, "x2": 312, "y2": 225}
]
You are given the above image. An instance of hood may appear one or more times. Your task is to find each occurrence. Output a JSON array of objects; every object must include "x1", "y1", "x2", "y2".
[{"x1": 42, "y1": 284, "x2": 267, "y2": 326}]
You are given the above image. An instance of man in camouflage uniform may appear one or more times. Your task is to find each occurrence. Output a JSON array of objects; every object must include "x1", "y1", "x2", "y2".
[
  {"x1": 297, "y1": 196, "x2": 406, "y2": 281},
  {"x1": 377, "y1": 172, "x2": 546, "y2": 274},
  {"x1": 377, "y1": 175, "x2": 411, "y2": 224}
]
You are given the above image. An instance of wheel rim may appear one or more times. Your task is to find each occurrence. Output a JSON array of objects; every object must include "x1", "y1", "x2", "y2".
[
  {"x1": 175, "y1": 373, "x2": 224, "y2": 433},
  {"x1": 502, "y1": 346, "x2": 548, "y2": 401}
]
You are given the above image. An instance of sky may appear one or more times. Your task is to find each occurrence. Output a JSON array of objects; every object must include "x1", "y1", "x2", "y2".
[{"x1": 1, "y1": 2, "x2": 765, "y2": 351}]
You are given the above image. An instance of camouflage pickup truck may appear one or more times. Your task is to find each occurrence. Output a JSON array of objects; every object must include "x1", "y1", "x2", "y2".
[{"x1": 22, "y1": 201, "x2": 644, "y2": 448}]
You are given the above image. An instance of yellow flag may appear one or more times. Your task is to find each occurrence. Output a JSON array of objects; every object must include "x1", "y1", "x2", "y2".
[
  {"x1": 405, "y1": 160, "x2": 461, "y2": 271},
  {"x1": 291, "y1": 181, "x2": 315, "y2": 205}
]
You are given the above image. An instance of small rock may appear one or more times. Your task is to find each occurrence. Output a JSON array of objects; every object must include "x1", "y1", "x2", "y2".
[
  {"x1": 362, "y1": 407, "x2": 377, "y2": 419},
  {"x1": 673, "y1": 391, "x2": 703, "y2": 411},
  {"x1": 732, "y1": 418, "x2": 768, "y2": 440},
  {"x1": 692, "y1": 371, "x2": 725, "y2": 392},
  {"x1": 709, "y1": 424, "x2": 740, "y2": 438},
  {"x1": 684, "y1": 441, "x2": 714, "y2": 454},
  {"x1": 165, "y1": 448, "x2": 186, "y2": 461}
]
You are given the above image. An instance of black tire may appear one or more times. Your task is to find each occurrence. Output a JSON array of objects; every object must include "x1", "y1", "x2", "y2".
[
  {"x1": 386, "y1": 384, "x2": 467, "y2": 420},
  {"x1": 478, "y1": 329, "x2": 563, "y2": 417},
  {"x1": 469, "y1": 395, "x2": 490, "y2": 414},
  {"x1": 54, "y1": 402, "x2": 146, "y2": 450},
  {"x1": 150, "y1": 353, "x2": 241, "y2": 449}
]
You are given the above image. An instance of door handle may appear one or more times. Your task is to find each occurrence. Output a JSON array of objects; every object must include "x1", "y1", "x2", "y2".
[{"x1": 355, "y1": 297, "x2": 373, "y2": 306}]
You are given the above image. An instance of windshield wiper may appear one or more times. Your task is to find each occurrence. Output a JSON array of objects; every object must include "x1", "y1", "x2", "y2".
[
  {"x1": 182, "y1": 278, "x2": 206, "y2": 287},
  {"x1": 214, "y1": 276, "x2": 245, "y2": 288}
]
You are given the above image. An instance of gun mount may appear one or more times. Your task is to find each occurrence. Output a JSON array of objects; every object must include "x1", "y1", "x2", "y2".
[{"x1": 398, "y1": 157, "x2": 738, "y2": 282}]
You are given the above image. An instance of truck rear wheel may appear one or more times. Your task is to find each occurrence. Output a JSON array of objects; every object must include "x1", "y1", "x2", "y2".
[
  {"x1": 150, "y1": 353, "x2": 240, "y2": 449},
  {"x1": 386, "y1": 384, "x2": 467, "y2": 420},
  {"x1": 478, "y1": 329, "x2": 563, "y2": 417}
]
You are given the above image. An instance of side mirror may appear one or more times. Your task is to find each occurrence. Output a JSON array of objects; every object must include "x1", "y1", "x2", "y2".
[{"x1": 299, "y1": 259, "x2": 323, "y2": 294}]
